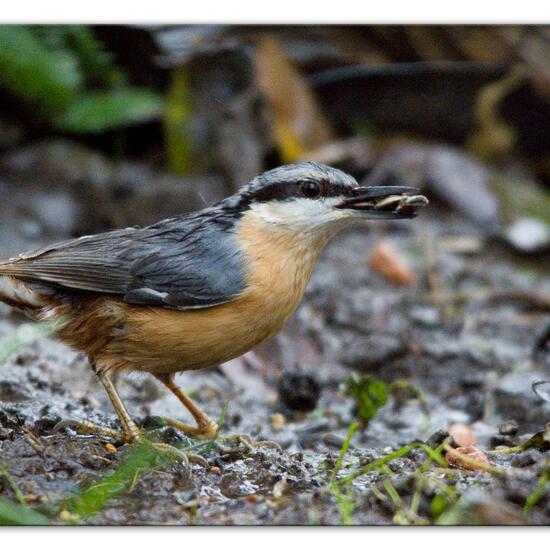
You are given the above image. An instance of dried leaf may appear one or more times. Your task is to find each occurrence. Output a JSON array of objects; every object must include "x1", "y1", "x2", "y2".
[
  {"x1": 254, "y1": 35, "x2": 333, "y2": 163},
  {"x1": 467, "y1": 66, "x2": 525, "y2": 161},
  {"x1": 445, "y1": 445, "x2": 491, "y2": 472},
  {"x1": 369, "y1": 241, "x2": 414, "y2": 286}
]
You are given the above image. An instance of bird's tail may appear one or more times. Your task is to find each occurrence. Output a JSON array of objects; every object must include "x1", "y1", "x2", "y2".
[
  {"x1": 0, "y1": 275, "x2": 44, "y2": 308},
  {"x1": 0, "y1": 275, "x2": 59, "y2": 323}
]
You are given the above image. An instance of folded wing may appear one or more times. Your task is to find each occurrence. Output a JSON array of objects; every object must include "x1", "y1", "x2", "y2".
[{"x1": 0, "y1": 216, "x2": 246, "y2": 310}]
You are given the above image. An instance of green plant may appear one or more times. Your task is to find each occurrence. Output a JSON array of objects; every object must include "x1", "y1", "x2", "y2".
[
  {"x1": 0, "y1": 25, "x2": 163, "y2": 133},
  {"x1": 345, "y1": 373, "x2": 388, "y2": 423}
]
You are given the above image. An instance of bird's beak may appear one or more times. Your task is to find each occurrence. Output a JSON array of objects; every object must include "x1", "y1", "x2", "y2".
[{"x1": 336, "y1": 186, "x2": 429, "y2": 219}]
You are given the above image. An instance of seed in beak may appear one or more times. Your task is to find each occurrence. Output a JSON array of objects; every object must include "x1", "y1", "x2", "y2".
[{"x1": 374, "y1": 194, "x2": 429, "y2": 215}]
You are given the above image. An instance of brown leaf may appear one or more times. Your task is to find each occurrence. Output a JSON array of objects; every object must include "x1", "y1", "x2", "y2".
[
  {"x1": 368, "y1": 241, "x2": 414, "y2": 286},
  {"x1": 448, "y1": 423, "x2": 477, "y2": 447},
  {"x1": 445, "y1": 445, "x2": 491, "y2": 471},
  {"x1": 254, "y1": 35, "x2": 333, "y2": 163}
]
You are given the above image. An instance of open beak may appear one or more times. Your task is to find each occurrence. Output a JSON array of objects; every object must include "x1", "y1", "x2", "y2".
[{"x1": 336, "y1": 186, "x2": 429, "y2": 219}]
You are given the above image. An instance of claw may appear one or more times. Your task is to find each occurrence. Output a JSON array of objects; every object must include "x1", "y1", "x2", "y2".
[
  {"x1": 216, "y1": 433, "x2": 282, "y2": 452},
  {"x1": 53, "y1": 419, "x2": 126, "y2": 442}
]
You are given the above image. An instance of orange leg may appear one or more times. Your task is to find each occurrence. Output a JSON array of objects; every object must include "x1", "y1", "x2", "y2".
[
  {"x1": 154, "y1": 373, "x2": 281, "y2": 450},
  {"x1": 155, "y1": 373, "x2": 219, "y2": 439}
]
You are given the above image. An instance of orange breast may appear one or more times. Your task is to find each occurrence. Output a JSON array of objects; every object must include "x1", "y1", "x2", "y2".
[{"x1": 67, "y1": 212, "x2": 329, "y2": 375}]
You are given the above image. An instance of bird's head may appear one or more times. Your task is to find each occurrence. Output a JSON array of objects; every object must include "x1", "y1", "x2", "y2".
[{"x1": 223, "y1": 162, "x2": 428, "y2": 239}]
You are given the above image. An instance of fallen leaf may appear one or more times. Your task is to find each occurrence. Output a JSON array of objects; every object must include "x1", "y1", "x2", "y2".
[
  {"x1": 467, "y1": 66, "x2": 525, "y2": 162},
  {"x1": 369, "y1": 241, "x2": 414, "y2": 286},
  {"x1": 445, "y1": 445, "x2": 491, "y2": 471},
  {"x1": 254, "y1": 35, "x2": 333, "y2": 163}
]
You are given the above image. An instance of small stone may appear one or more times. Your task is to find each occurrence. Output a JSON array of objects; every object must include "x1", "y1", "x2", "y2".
[
  {"x1": 33, "y1": 414, "x2": 62, "y2": 435},
  {"x1": 270, "y1": 412, "x2": 286, "y2": 431},
  {"x1": 426, "y1": 429, "x2": 449, "y2": 448},
  {"x1": 105, "y1": 443, "x2": 117, "y2": 454},
  {"x1": 409, "y1": 306, "x2": 440, "y2": 327},
  {"x1": 511, "y1": 449, "x2": 542, "y2": 468},
  {"x1": 498, "y1": 420, "x2": 518, "y2": 436},
  {"x1": 83, "y1": 396, "x2": 100, "y2": 408},
  {"x1": 0, "y1": 380, "x2": 31, "y2": 402},
  {"x1": 449, "y1": 423, "x2": 476, "y2": 447},
  {"x1": 0, "y1": 426, "x2": 13, "y2": 440},
  {"x1": 322, "y1": 433, "x2": 346, "y2": 448},
  {"x1": 272, "y1": 476, "x2": 288, "y2": 498},
  {"x1": 160, "y1": 426, "x2": 188, "y2": 446},
  {"x1": 490, "y1": 435, "x2": 516, "y2": 448},
  {"x1": 59, "y1": 509, "x2": 79, "y2": 522},
  {"x1": 506, "y1": 217, "x2": 550, "y2": 253},
  {"x1": 277, "y1": 372, "x2": 321, "y2": 412}
]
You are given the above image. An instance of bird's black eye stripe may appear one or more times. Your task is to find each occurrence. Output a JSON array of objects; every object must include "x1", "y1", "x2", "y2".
[
  {"x1": 229, "y1": 175, "x2": 356, "y2": 211},
  {"x1": 301, "y1": 181, "x2": 321, "y2": 198}
]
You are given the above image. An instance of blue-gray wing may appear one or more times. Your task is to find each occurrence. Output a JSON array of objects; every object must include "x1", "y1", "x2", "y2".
[{"x1": 0, "y1": 215, "x2": 246, "y2": 310}]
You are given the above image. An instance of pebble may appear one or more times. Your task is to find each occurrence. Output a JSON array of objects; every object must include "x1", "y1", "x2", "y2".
[
  {"x1": 426, "y1": 429, "x2": 449, "y2": 448},
  {"x1": 59, "y1": 510, "x2": 79, "y2": 522},
  {"x1": 449, "y1": 423, "x2": 476, "y2": 447},
  {"x1": 498, "y1": 420, "x2": 519, "y2": 436},
  {"x1": 511, "y1": 450, "x2": 542, "y2": 468},
  {"x1": 322, "y1": 433, "x2": 347, "y2": 448},
  {"x1": 105, "y1": 443, "x2": 117, "y2": 454},
  {"x1": 277, "y1": 372, "x2": 321, "y2": 412},
  {"x1": 409, "y1": 306, "x2": 441, "y2": 327},
  {"x1": 270, "y1": 413, "x2": 286, "y2": 431},
  {"x1": 490, "y1": 435, "x2": 516, "y2": 448}
]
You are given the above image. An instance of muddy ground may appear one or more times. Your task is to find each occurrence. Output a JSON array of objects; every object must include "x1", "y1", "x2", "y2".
[{"x1": 0, "y1": 150, "x2": 550, "y2": 525}]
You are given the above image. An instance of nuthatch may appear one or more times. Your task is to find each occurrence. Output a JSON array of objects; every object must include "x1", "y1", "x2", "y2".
[{"x1": 0, "y1": 162, "x2": 427, "y2": 444}]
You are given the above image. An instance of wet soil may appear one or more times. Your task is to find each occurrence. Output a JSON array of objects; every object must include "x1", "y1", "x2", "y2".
[{"x1": 0, "y1": 177, "x2": 549, "y2": 525}]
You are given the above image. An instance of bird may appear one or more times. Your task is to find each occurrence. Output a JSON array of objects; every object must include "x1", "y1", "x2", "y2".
[{"x1": 0, "y1": 162, "x2": 428, "y2": 445}]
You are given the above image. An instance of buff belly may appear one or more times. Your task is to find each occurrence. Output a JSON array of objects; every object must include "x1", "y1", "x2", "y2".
[{"x1": 53, "y1": 289, "x2": 300, "y2": 376}]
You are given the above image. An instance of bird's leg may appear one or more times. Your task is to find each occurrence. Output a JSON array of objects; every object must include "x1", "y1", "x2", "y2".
[
  {"x1": 154, "y1": 373, "x2": 219, "y2": 439},
  {"x1": 100, "y1": 371, "x2": 142, "y2": 442},
  {"x1": 54, "y1": 368, "x2": 201, "y2": 465},
  {"x1": 155, "y1": 373, "x2": 280, "y2": 451},
  {"x1": 55, "y1": 369, "x2": 140, "y2": 444}
]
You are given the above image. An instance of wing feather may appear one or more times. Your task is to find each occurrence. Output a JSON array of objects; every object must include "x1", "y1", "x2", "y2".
[{"x1": 0, "y1": 215, "x2": 245, "y2": 310}]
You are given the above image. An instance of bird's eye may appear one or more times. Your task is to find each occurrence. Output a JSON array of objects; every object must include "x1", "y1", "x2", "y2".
[{"x1": 301, "y1": 181, "x2": 321, "y2": 198}]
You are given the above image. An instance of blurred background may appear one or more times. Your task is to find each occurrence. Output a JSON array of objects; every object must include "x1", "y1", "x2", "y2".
[
  {"x1": 1, "y1": 25, "x2": 550, "y2": 251},
  {"x1": 1, "y1": 25, "x2": 550, "y2": 525}
]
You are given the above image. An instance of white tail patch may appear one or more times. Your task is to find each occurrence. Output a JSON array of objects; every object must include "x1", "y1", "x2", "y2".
[{"x1": 0, "y1": 276, "x2": 45, "y2": 308}]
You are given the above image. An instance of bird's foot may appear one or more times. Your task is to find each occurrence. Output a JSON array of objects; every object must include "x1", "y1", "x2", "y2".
[
  {"x1": 215, "y1": 433, "x2": 282, "y2": 452},
  {"x1": 53, "y1": 419, "x2": 129, "y2": 442},
  {"x1": 52, "y1": 419, "x2": 207, "y2": 467},
  {"x1": 156, "y1": 416, "x2": 281, "y2": 452}
]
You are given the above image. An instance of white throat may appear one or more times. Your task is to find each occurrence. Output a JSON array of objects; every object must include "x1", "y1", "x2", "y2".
[{"x1": 248, "y1": 198, "x2": 352, "y2": 240}]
